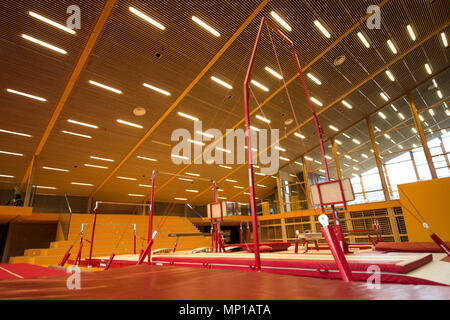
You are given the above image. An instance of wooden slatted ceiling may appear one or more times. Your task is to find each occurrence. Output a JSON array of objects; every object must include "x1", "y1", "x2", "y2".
[{"x1": 0, "y1": 0, "x2": 448, "y2": 204}]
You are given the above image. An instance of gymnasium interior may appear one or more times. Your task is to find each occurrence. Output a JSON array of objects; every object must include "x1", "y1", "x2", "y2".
[{"x1": 0, "y1": 0, "x2": 449, "y2": 301}]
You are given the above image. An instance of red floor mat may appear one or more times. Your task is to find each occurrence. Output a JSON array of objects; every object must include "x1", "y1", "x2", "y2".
[
  {"x1": 0, "y1": 264, "x2": 66, "y2": 280},
  {"x1": 376, "y1": 242, "x2": 450, "y2": 253}
]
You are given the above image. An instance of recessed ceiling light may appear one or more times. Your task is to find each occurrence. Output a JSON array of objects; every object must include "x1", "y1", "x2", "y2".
[
  {"x1": 177, "y1": 112, "x2": 199, "y2": 121},
  {"x1": 42, "y1": 166, "x2": 69, "y2": 172},
  {"x1": 226, "y1": 179, "x2": 237, "y2": 183},
  {"x1": 256, "y1": 115, "x2": 271, "y2": 124},
  {"x1": 188, "y1": 139, "x2": 205, "y2": 146},
  {"x1": 384, "y1": 133, "x2": 391, "y2": 139},
  {"x1": 419, "y1": 114, "x2": 424, "y2": 121},
  {"x1": 68, "y1": 119, "x2": 98, "y2": 129},
  {"x1": 84, "y1": 164, "x2": 108, "y2": 169},
  {"x1": 249, "y1": 126, "x2": 260, "y2": 132},
  {"x1": 172, "y1": 154, "x2": 189, "y2": 160},
  {"x1": 329, "y1": 125, "x2": 339, "y2": 132},
  {"x1": 391, "y1": 104, "x2": 398, "y2": 111},
  {"x1": 71, "y1": 182, "x2": 93, "y2": 186},
  {"x1": 143, "y1": 83, "x2": 171, "y2": 96},
  {"x1": 216, "y1": 147, "x2": 231, "y2": 153},
  {"x1": 0, "y1": 175, "x2": 14, "y2": 178},
  {"x1": 211, "y1": 76, "x2": 232, "y2": 89},
  {"x1": 335, "y1": 139, "x2": 342, "y2": 145},
  {"x1": 255, "y1": 172, "x2": 266, "y2": 176},
  {"x1": 219, "y1": 165, "x2": 232, "y2": 169},
  {"x1": 313, "y1": 20, "x2": 331, "y2": 38},
  {"x1": 185, "y1": 172, "x2": 200, "y2": 177},
  {"x1": 35, "y1": 186, "x2": 57, "y2": 190},
  {"x1": 398, "y1": 113, "x2": 405, "y2": 120},
  {"x1": 341, "y1": 100, "x2": 352, "y2": 109},
  {"x1": 352, "y1": 139, "x2": 360, "y2": 145},
  {"x1": 128, "y1": 194, "x2": 144, "y2": 197},
  {"x1": 89, "y1": 80, "x2": 122, "y2": 94},
  {"x1": 294, "y1": 132, "x2": 306, "y2": 139},
  {"x1": 264, "y1": 66, "x2": 283, "y2": 79},
  {"x1": 274, "y1": 146, "x2": 286, "y2": 152},
  {"x1": 218, "y1": 197, "x2": 227, "y2": 200},
  {"x1": 412, "y1": 128, "x2": 417, "y2": 133},
  {"x1": 406, "y1": 25, "x2": 416, "y2": 41},
  {"x1": 378, "y1": 112, "x2": 387, "y2": 119},
  {"x1": 280, "y1": 157, "x2": 290, "y2": 161},
  {"x1": 390, "y1": 139, "x2": 396, "y2": 144},
  {"x1": 174, "y1": 197, "x2": 187, "y2": 201},
  {"x1": 385, "y1": 70, "x2": 395, "y2": 81},
  {"x1": 0, "y1": 150, "x2": 23, "y2": 156},
  {"x1": 21, "y1": 34, "x2": 67, "y2": 54},
  {"x1": 137, "y1": 156, "x2": 157, "y2": 162},
  {"x1": 307, "y1": 73, "x2": 322, "y2": 85},
  {"x1": 257, "y1": 184, "x2": 267, "y2": 188},
  {"x1": 196, "y1": 131, "x2": 214, "y2": 138},
  {"x1": 304, "y1": 156, "x2": 313, "y2": 161},
  {"x1": 233, "y1": 186, "x2": 244, "y2": 189},
  {"x1": 90, "y1": 156, "x2": 114, "y2": 162},
  {"x1": 380, "y1": 92, "x2": 389, "y2": 101},
  {"x1": 192, "y1": 16, "x2": 220, "y2": 37},
  {"x1": 425, "y1": 64, "x2": 432, "y2": 75},
  {"x1": 117, "y1": 119, "x2": 143, "y2": 129},
  {"x1": 186, "y1": 189, "x2": 199, "y2": 193},
  {"x1": 432, "y1": 79, "x2": 438, "y2": 88},
  {"x1": 178, "y1": 177, "x2": 193, "y2": 182},
  {"x1": 270, "y1": 11, "x2": 292, "y2": 31},
  {"x1": 117, "y1": 176, "x2": 137, "y2": 181},
  {"x1": 129, "y1": 7, "x2": 165, "y2": 30},
  {"x1": 6, "y1": 89, "x2": 46, "y2": 101},
  {"x1": 437, "y1": 90, "x2": 443, "y2": 99},
  {"x1": 61, "y1": 130, "x2": 92, "y2": 139},
  {"x1": 441, "y1": 32, "x2": 448, "y2": 48},
  {"x1": 0, "y1": 129, "x2": 32, "y2": 137},
  {"x1": 357, "y1": 32, "x2": 370, "y2": 48},
  {"x1": 139, "y1": 184, "x2": 152, "y2": 188},
  {"x1": 251, "y1": 80, "x2": 269, "y2": 92},
  {"x1": 446, "y1": 109, "x2": 450, "y2": 116},
  {"x1": 342, "y1": 133, "x2": 351, "y2": 139},
  {"x1": 387, "y1": 40, "x2": 397, "y2": 54},
  {"x1": 345, "y1": 155, "x2": 352, "y2": 160},
  {"x1": 29, "y1": 11, "x2": 76, "y2": 34},
  {"x1": 310, "y1": 97, "x2": 323, "y2": 106},
  {"x1": 362, "y1": 154, "x2": 368, "y2": 159}
]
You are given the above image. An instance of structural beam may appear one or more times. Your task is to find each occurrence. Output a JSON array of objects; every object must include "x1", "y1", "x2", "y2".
[
  {"x1": 20, "y1": 0, "x2": 119, "y2": 190},
  {"x1": 366, "y1": 117, "x2": 391, "y2": 201},
  {"x1": 407, "y1": 93, "x2": 438, "y2": 179}
]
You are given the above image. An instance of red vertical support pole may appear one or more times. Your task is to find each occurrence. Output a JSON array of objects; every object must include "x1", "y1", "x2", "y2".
[
  {"x1": 147, "y1": 170, "x2": 156, "y2": 264},
  {"x1": 247, "y1": 221, "x2": 251, "y2": 242},
  {"x1": 59, "y1": 244, "x2": 73, "y2": 266},
  {"x1": 239, "y1": 222, "x2": 243, "y2": 244},
  {"x1": 88, "y1": 204, "x2": 98, "y2": 267},
  {"x1": 319, "y1": 215, "x2": 353, "y2": 282},
  {"x1": 243, "y1": 16, "x2": 265, "y2": 271},
  {"x1": 133, "y1": 224, "x2": 136, "y2": 255}
]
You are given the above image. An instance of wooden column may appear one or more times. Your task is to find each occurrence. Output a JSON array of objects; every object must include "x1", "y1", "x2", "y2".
[
  {"x1": 331, "y1": 138, "x2": 342, "y2": 179},
  {"x1": 359, "y1": 175, "x2": 367, "y2": 201},
  {"x1": 301, "y1": 156, "x2": 311, "y2": 209},
  {"x1": 439, "y1": 137, "x2": 450, "y2": 170},
  {"x1": 276, "y1": 177, "x2": 284, "y2": 214},
  {"x1": 280, "y1": 218, "x2": 288, "y2": 242},
  {"x1": 387, "y1": 207, "x2": 401, "y2": 242},
  {"x1": 383, "y1": 164, "x2": 394, "y2": 198},
  {"x1": 407, "y1": 93, "x2": 438, "y2": 179},
  {"x1": 366, "y1": 117, "x2": 391, "y2": 201},
  {"x1": 409, "y1": 151, "x2": 420, "y2": 181}
]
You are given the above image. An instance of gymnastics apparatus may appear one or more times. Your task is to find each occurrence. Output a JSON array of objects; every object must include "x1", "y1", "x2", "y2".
[{"x1": 63, "y1": 17, "x2": 450, "y2": 287}]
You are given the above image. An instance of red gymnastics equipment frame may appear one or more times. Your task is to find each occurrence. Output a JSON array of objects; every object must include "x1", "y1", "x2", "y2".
[
  {"x1": 244, "y1": 17, "x2": 352, "y2": 279},
  {"x1": 137, "y1": 170, "x2": 220, "y2": 265}
]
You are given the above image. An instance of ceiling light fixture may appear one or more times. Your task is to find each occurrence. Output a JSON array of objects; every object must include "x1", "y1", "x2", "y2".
[
  {"x1": 177, "y1": 112, "x2": 199, "y2": 121},
  {"x1": 211, "y1": 76, "x2": 233, "y2": 89},
  {"x1": 0, "y1": 129, "x2": 31, "y2": 137},
  {"x1": 357, "y1": 32, "x2": 370, "y2": 48},
  {"x1": 192, "y1": 16, "x2": 220, "y2": 37},
  {"x1": 143, "y1": 83, "x2": 171, "y2": 96},
  {"x1": 68, "y1": 119, "x2": 98, "y2": 129},
  {"x1": 91, "y1": 156, "x2": 114, "y2": 162},
  {"x1": 129, "y1": 7, "x2": 165, "y2": 30},
  {"x1": 117, "y1": 119, "x2": 143, "y2": 129},
  {"x1": 387, "y1": 40, "x2": 397, "y2": 54},
  {"x1": 89, "y1": 80, "x2": 122, "y2": 94},
  {"x1": 61, "y1": 130, "x2": 92, "y2": 139},
  {"x1": 6, "y1": 89, "x2": 46, "y2": 101},
  {"x1": 264, "y1": 66, "x2": 283, "y2": 79},
  {"x1": 342, "y1": 100, "x2": 352, "y2": 109},
  {"x1": 307, "y1": 73, "x2": 322, "y2": 85},
  {"x1": 42, "y1": 166, "x2": 69, "y2": 172},
  {"x1": 84, "y1": 164, "x2": 108, "y2": 169},
  {"x1": 29, "y1": 11, "x2": 76, "y2": 34},
  {"x1": 313, "y1": 20, "x2": 331, "y2": 38},
  {"x1": 21, "y1": 34, "x2": 67, "y2": 54},
  {"x1": 406, "y1": 25, "x2": 416, "y2": 41},
  {"x1": 256, "y1": 115, "x2": 271, "y2": 123},
  {"x1": 137, "y1": 156, "x2": 157, "y2": 162},
  {"x1": 270, "y1": 11, "x2": 292, "y2": 31},
  {"x1": 251, "y1": 80, "x2": 269, "y2": 92}
]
